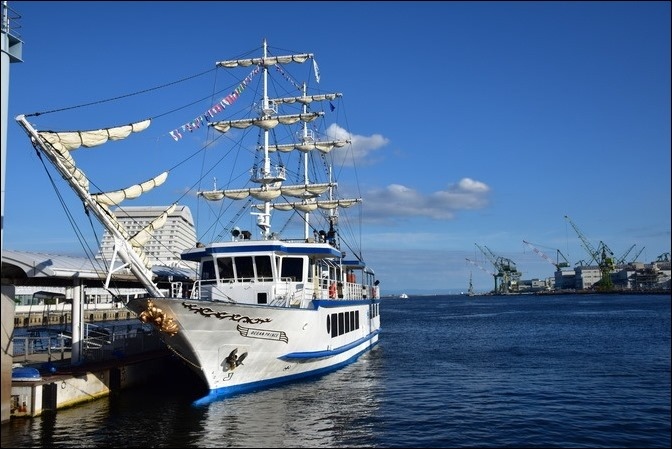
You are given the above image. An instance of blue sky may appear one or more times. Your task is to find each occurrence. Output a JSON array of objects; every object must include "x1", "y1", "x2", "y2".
[{"x1": 3, "y1": 1, "x2": 670, "y2": 294}]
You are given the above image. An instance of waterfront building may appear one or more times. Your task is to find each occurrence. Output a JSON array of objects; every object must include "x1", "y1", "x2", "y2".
[
  {"x1": 565, "y1": 261, "x2": 670, "y2": 291},
  {"x1": 97, "y1": 205, "x2": 197, "y2": 269}
]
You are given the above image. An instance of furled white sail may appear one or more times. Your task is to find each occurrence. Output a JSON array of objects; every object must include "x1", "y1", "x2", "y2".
[
  {"x1": 278, "y1": 183, "x2": 333, "y2": 198},
  {"x1": 269, "y1": 139, "x2": 350, "y2": 154},
  {"x1": 35, "y1": 134, "x2": 90, "y2": 190},
  {"x1": 99, "y1": 203, "x2": 177, "y2": 269},
  {"x1": 211, "y1": 113, "x2": 322, "y2": 134},
  {"x1": 199, "y1": 182, "x2": 334, "y2": 202},
  {"x1": 216, "y1": 53, "x2": 313, "y2": 69},
  {"x1": 270, "y1": 93, "x2": 342, "y2": 106},
  {"x1": 250, "y1": 189, "x2": 282, "y2": 201},
  {"x1": 199, "y1": 187, "x2": 279, "y2": 201},
  {"x1": 91, "y1": 171, "x2": 169, "y2": 206},
  {"x1": 293, "y1": 203, "x2": 318, "y2": 212},
  {"x1": 38, "y1": 119, "x2": 151, "y2": 152},
  {"x1": 253, "y1": 198, "x2": 361, "y2": 212},
  {"x1": 97, "y1": 204, "x2": 152, "y2": 269},
  {"x1": 35, "y1": 120, "x2": 152, "y2": 193},
  {"x1": 129, "y1": 203, "x2": 177, "y2": 248}
]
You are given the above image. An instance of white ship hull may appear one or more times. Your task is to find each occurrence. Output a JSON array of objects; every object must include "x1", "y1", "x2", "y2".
[{"x1": 127, "y1": 296, "x2": 381, "y2": 396}]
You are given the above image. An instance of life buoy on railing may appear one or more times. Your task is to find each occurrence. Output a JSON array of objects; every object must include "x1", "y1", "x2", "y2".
[{"x1": 329, "y1": 282, "x2": 337, "y2": 299}]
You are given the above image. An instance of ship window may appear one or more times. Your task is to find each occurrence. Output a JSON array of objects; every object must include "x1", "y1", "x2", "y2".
[
  {"x1": 344, "y1": 311, "x2": 351, "y2": 333},
  {"x1": 257, "y1": 292, "x2": 268, "y2": 304},
  {"x1": 217, "y1": 257, "x2": 234, "y2": 282},
  {"x1": 326, "y1": 316, "x2": 331, "y2": 334},
  {"x1": 355, "y1": 310, "x2": 360, "y2": 329},
  {"x1": 255, "y1": 255, "x2": 273, "y2": 281},
  {"x1": 338, "y1": 312, "x2": 345, "y2": 336},
  {"x1": 281, "y1": 257, "x2": 303, "y2": 282},
  {"x1": 235, "y1": 256, "x2": 254, "y2": 282},
  {"x1": 331, "y1": 314, "x2": 338, "y2": 338},
  {"x1": 201, "y1": 260, "x2": 216, "y2": 285}
]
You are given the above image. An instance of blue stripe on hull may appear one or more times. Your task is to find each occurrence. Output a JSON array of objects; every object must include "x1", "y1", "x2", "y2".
[
  {"x1": 313, "y1": 299, "x2": 381, "y2": 308},
  {"x1": 192, "y1": 338, "x2": 380, "y2": 406},
  {"x1": 280, "y1": 328, "x2": 381, "y2": 360}
]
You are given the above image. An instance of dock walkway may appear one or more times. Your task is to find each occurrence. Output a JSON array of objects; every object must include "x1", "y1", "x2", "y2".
[{"x1": 10, "y1": 326, "x2": 176, "y2": 418}]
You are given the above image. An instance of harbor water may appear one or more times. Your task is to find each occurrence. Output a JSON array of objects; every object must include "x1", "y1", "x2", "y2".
[{"x1": 2, "y1": 293, "x2": 670, "y2": 448}]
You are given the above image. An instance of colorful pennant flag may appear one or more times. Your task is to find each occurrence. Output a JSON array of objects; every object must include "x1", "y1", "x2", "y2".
[{"x1": 169, "y1": 65, "x2": 261, "y2": 141}]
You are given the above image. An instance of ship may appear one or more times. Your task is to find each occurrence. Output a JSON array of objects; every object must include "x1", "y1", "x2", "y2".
[{"x1": 15, "y1": 39, "x2": 381, "y2": 400}]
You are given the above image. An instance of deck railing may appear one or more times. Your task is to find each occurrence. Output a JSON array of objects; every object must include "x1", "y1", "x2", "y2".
[{"x1": 12, "y1": 324, "x2": 163, "y2": 365}]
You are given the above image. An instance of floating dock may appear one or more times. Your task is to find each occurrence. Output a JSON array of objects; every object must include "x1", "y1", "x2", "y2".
[{"x1": 11, "y1": 348, "x2": 175, "y2": 418}]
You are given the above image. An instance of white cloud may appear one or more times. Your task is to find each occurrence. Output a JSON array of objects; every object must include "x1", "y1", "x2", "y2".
[
  {"x1": 323, "y1": 125, "x2": 491, "y2": 223},
  {"x1": 364, "y1": 178, "x2": 491, "y2": 221},
  {"x1": 327, "y1": 123, "x2": 388, "y2": 167}
]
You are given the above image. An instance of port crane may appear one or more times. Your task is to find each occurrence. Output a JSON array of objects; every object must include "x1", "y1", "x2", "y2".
[
  {"x1": 564, "y1": 215, "x2": 615, "y2": 290},
  {"x1": 617, "y1": 244, "x2": 636, "y2": 265},
  {"x1": 466, "y1": 258, "x2": 496, "y2": 292},
  {"x1": 616, "y1": 244, "x2": 645, "y2": 265},
  {"x1": 474, "y1": 244, "x2": 521, "y2": 294},
  {"x1": 466, "y1": 258, "x2": 496, "y2": 276},
  {"x1": 523, "y1": 240, "x2": 571, "y2": 271},
  {"x1": 629, "y1": 246, "x2": 645, "y2": 263}
]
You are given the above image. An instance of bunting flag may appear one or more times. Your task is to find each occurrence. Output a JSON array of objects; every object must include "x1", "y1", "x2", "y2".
[
  {"x1": 169, "y1": 65, "x2": 261, "y2": 141},
  {"x1": 274, "y1": 65, "x2": 302, "y2": 91},
  {"x1": 313, "y1": 58, "x2": 321, "y2": 83},
  {"x1": 329, "y1": 102, "x2": 335, "y2": 112}
]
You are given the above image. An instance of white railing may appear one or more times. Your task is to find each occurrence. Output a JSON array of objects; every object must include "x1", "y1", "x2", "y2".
[{"x1": 12, "y1": 324, "x2": 163, "y2": 364}]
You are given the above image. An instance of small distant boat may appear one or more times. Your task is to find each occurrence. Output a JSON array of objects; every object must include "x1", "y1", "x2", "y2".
[{"x1": 399, "y1": 293, "x2": 409, "y2": 299}]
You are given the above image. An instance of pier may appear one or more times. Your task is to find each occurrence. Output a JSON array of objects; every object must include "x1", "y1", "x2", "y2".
[
  {"x1": 9, "y1": 308, "x2": 185, "y2": 418},
  {"x1": 11, "y1": 348, "x2": 174, "y2": 418}
]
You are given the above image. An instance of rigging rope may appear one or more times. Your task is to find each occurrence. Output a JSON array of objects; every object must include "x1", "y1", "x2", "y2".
[{"x1": 26, "y1": 68, "x2": 217, "y2": 117}]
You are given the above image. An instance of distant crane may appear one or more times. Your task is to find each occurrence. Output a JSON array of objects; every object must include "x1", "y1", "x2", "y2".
[
  {"x1": 475, "y1": 244, "x2": 521, "y2": 294},
  {"x1": 466, "y1": 258, "x2": 497, "y2": 293},
  {"x1": 564, "y1": 215, "x2": 615, "y2": 290},
  {"x1": 656, "y1": 252, "x2": 670, "y2": 262},
  {"x1": 629, "y1": 246, "x2": 645, "y2": 263},
  {"x1": 617, "y1": 244, "x2": 636, "y2": 265},
  {"x1": 466, "y1": 258, "x2": 496, "y2": 276},
  {"x1": 523, "y1": 240, "x2": 571, "y2": 271},
  {"x1": 474, "y1": 244, "x2": 503, "y2": 293},
  {"x1": 465, "y1": 258, "x2": 497, "y2": 290},
  {"x1": 615, "y1": 244, "x2": 645, "y2": 265}
]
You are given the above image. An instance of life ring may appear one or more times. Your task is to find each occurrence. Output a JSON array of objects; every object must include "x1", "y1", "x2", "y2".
[{"x1": 328, "y1": 282, "x2": 337, "y2": 298}]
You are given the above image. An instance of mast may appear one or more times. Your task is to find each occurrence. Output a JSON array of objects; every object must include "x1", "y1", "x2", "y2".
[
  {"x1": 300, "y1": 82, "x2": 311, "y2": 240},
  {"x1": 259, "y1": 38, "x2": 273, "y2": 239},
  {"x1": 209, "y1": 40, "x2": 360, "y2": 243}
]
